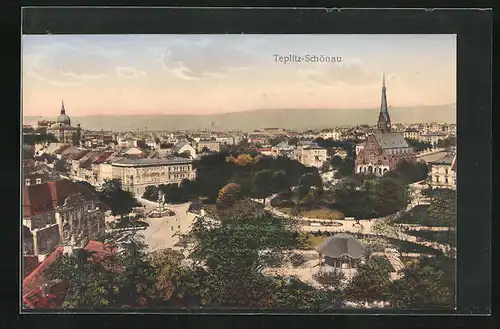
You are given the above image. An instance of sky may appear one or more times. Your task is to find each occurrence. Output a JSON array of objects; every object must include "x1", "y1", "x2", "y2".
[{"x1": 22, "y1": 34, "x2": 456, "y2": 117}]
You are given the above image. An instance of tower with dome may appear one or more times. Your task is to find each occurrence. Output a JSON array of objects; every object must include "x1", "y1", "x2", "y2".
[{"x1": 47, "y1": 100, "x2": 82, "y2": 145}]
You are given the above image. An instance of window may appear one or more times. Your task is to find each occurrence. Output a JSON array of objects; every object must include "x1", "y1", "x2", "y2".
[{"x1": 445, "y1": 169, "x2": 449, "y2": 175}]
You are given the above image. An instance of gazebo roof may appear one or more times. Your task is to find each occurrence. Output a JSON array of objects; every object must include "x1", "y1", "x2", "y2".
[{"x1": 316, "y1": 233, "x2": 366, "y2": 259}]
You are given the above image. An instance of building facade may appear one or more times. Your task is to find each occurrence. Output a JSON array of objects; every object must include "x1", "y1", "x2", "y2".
[
  {"x1": 196, "y1": 140, "x2": 221, "y2": 153},
  {"x1": 429, "y1": 153, "x2": 456, "y2": 189},
  {"x1": 355, "y1": 75, "x2": 416, "y2": 176},
  {"x1": 296, "y1": 144, "x2": 328, "y2": 168},
  {"x1": 403, "y1": 129, "x2": 420, "y2": 140},
  {"x1": 111, "y1": 158, "x2": 196, "y2": 195},
  {"x1": 22, "y1": 179, "x2": 105, "y2": 256}
]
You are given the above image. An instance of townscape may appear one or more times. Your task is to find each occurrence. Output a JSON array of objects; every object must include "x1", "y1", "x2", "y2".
[{"x1": 22, "y1": 75, "x2": 456, "y2": 310}]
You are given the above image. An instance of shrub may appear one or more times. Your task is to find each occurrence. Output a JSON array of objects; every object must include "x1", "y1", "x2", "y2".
[
  {"x1": 290, "y1": 253, "x2": 307, "y2": 268},
  {"x1": 270, "y1": 197, "x2": 295, "y2": 208},
  {"x1": 313, "y1": 269, "x2": 345, "y2": 287}
]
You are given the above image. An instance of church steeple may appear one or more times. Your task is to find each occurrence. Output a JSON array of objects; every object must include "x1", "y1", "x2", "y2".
[
  {"x1": 377, "y1": 74, "x2": 391, "y2": 133},
  {"x1": 61, "y1": 100, "x2": 66, "y2": 115}
]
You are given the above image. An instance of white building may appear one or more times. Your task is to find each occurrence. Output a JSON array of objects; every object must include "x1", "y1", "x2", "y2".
[
  {"x1": 296, "y1": 143, "x2": 328, "y2": 168},
  {"x1": 271, "y1": 141, "x2": 296, "y2": 158},
  {"x1": 321, "y1": 130, "x2": 342, "y2": 140},
  {"x1": 111, "y1": 157, "x2": 196, "y2": 196},
  {"x1": 171, "y1": 141, "x2": 197, "y2": 159},
  {"x1": 403, "y1": 129, "x2": 420, "y2": 140},
  {"x1": 429, "y1": 153, "x2": 456, "y2": 189}
]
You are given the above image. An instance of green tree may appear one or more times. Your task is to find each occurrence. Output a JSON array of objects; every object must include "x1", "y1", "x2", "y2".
[
  {"x1": 427, "y1": 189, "x2": 456, "y2": 227},
  {"x1": 115, "y1": 236, "x2": 157, "y2": 307},
  {"x1": 253, "y1": 169, "x2": 276, "y2": 206},
  {"x1": 272, "y1": 170, "x2": 291, "y2": 193},
  {"x1": 372, "y1": 177, "x2": 409, "y2": 216},
  {"x1": 344, "y1": 256, "x2": 392, "y2": 303},
  {"x1": 390, "y1": 258, "x2": 454, "y2": 309},
  {"x1": 142, "y1": 185, "x2": 159, "y2": 201},
  {"x1": 44, "y1": 248, "x2": 120, "y2": 309},
  {"x1": 186, "y1": 211, "x2": 313, "y2": 308},
  {"x1": 149, "y1": 248, "x2": 185, "y2": 302},
  {"x1": 313, "y1": 269, "x2": 345, "y2": 289},
  {"x1": 216, "y1": 183, "x2": 242, "y2": 209},
  {"x1": 99, "y1": 179, "x2": 137, "y2": 218},
  {"x1": 298, "y1": 172, "x2": 323, "y2": 197},
  {"x1": 330, "y1": 155, "x2": 344, "y2": 168}
]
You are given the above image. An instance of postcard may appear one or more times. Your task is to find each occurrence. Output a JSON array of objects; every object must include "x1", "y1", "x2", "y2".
[{"x1": 22, "y1": 33, "x2": 457, "y2": 311}]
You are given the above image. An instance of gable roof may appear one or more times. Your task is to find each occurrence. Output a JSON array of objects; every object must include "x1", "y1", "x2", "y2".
[
  {"x1": 172, "y1": 141, "x2": 192, "y2": 153},
  {"x1": 92, "y1": 151, "x2": 115, "y2": 164},
  {"x1": 71, "y1": 149, "x2": 91, "y2": 161},
  {"x1": 372, "y1": 132, "x2": 410, "y2": 149},
  {"x1": 23, "y1": 179, "x2": 99, "y2": 217},
  {"x1": 23, "y1": 247, "x2": 64, "y2": 296}
]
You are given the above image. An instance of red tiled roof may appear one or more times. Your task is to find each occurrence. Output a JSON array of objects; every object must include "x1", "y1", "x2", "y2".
[
  {"x1": 23, "y1": 179, "x2": 99, "y2": 217},
  {"x1": 84, "y1": 240, "x2": 117, "y2": 259},
  {"x1": 92, "y1": 152, "x2": 114, "y2": 164},
  {"x1": 23, "y1": 247, "x2": 64, "y2": 296},
  {"x1": 69, "y1": 150, "x2": 90, "y2": 161},
  {"x1": 23, "y1": 256, "x2": 39, "y2": 278}
]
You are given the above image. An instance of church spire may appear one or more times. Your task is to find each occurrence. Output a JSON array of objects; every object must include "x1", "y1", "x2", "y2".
[
  {"x1": 61, "y1": 100, "x2": 66, "y2": 115},
  {"x1": 377, "y1": 74, "x2": 391, "y2": 133}
]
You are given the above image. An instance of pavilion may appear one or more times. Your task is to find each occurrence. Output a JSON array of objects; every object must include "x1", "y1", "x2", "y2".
[{"x1": 315, "y1": 233, "x2": 366, "y2": 269}]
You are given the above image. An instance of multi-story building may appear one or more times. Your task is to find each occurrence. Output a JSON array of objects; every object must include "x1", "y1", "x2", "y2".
[
  {"x1": 111, "y1": 157, "x2": 196, "y2": 195},
  {"x1": 196, "y1": 140, "x2": 221, "y2": 153},
  {"x1": 429, "y1": 153, "x2": 456, "y2": 189},
  {"x1": 403, "y1": 128, "x2": 420, "y2": 140},
  {"x1": 295, "y1": 143, "x2": 328, "y2": 168},
  {"x1": 321, "y1": 130, "x2": 342, "y2": 140},
  {"x1": 419, "y1": 132, "x2": 449, "y2": 146},
  {"x1": 271, "y1": 141, "x2": 296, "y2": 158},
  {"x1": 355, "y1": 75, "x2": 416, "y2": 176},
  {"x1": 22, "y1": 179, "x2": 105, "y2": 256}
]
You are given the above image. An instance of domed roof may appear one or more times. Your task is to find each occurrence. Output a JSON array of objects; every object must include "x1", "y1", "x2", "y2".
[
  {"x1": 316, "y1": 233, "x2": 366, "y2": 259},
  {"x1": 56, "y1": 100, "x2": 71, "y2": 126},
  {"x1": 56, "y1": 114, "x2": 71, "y2": 125}
]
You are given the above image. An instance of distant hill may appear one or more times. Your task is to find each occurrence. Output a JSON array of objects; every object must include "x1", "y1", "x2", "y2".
[{"x1": 24, "y1": 105, "x2": 456, "y2": 132}]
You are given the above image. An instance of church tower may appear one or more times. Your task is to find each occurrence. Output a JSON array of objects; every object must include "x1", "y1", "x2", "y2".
[
  {"x1": 61, "y1": 100, "x2": 66, "y2": 115},
  {"x1": 376, "y1": 74, "x2": 392, "y2": 133}
]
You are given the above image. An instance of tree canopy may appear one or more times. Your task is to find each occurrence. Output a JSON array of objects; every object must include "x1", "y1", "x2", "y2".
[{"x1": 98, "y1": 179, "x2": 137, "y2": 217}]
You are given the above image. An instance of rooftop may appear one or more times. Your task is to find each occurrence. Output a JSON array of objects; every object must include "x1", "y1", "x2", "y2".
[
  {"x1": 316, "y1": 233, "x2": 366, "y2": 259},
  {"x1": 111, "y1": 157, "x2": 193, "y2": 167},
  {"x1": 429, "y1": 153, "x2": 456, "y2": 166},
  {"x1": 23, "y1": 179, "x2": 99, "y2": 217},
  {"x1": 372, "y1": 132, "x2": 411, "y2": 150}
]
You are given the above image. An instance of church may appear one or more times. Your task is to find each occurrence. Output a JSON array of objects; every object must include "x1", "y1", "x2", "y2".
[
  {"x1": 47, "y1": 101, "x2": 82, "y2": 144},
  {"x1": 354, "y1": 75, "x2": 416, "y2": 176}
]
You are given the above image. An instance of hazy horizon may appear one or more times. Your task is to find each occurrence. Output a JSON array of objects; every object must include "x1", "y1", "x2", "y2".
[
  {"x1": 22, "y1": 34, "x2": 456, "y2": 117},
  {"x1": 23, "y1": 105, "x2": 456, "y2": 132}
]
